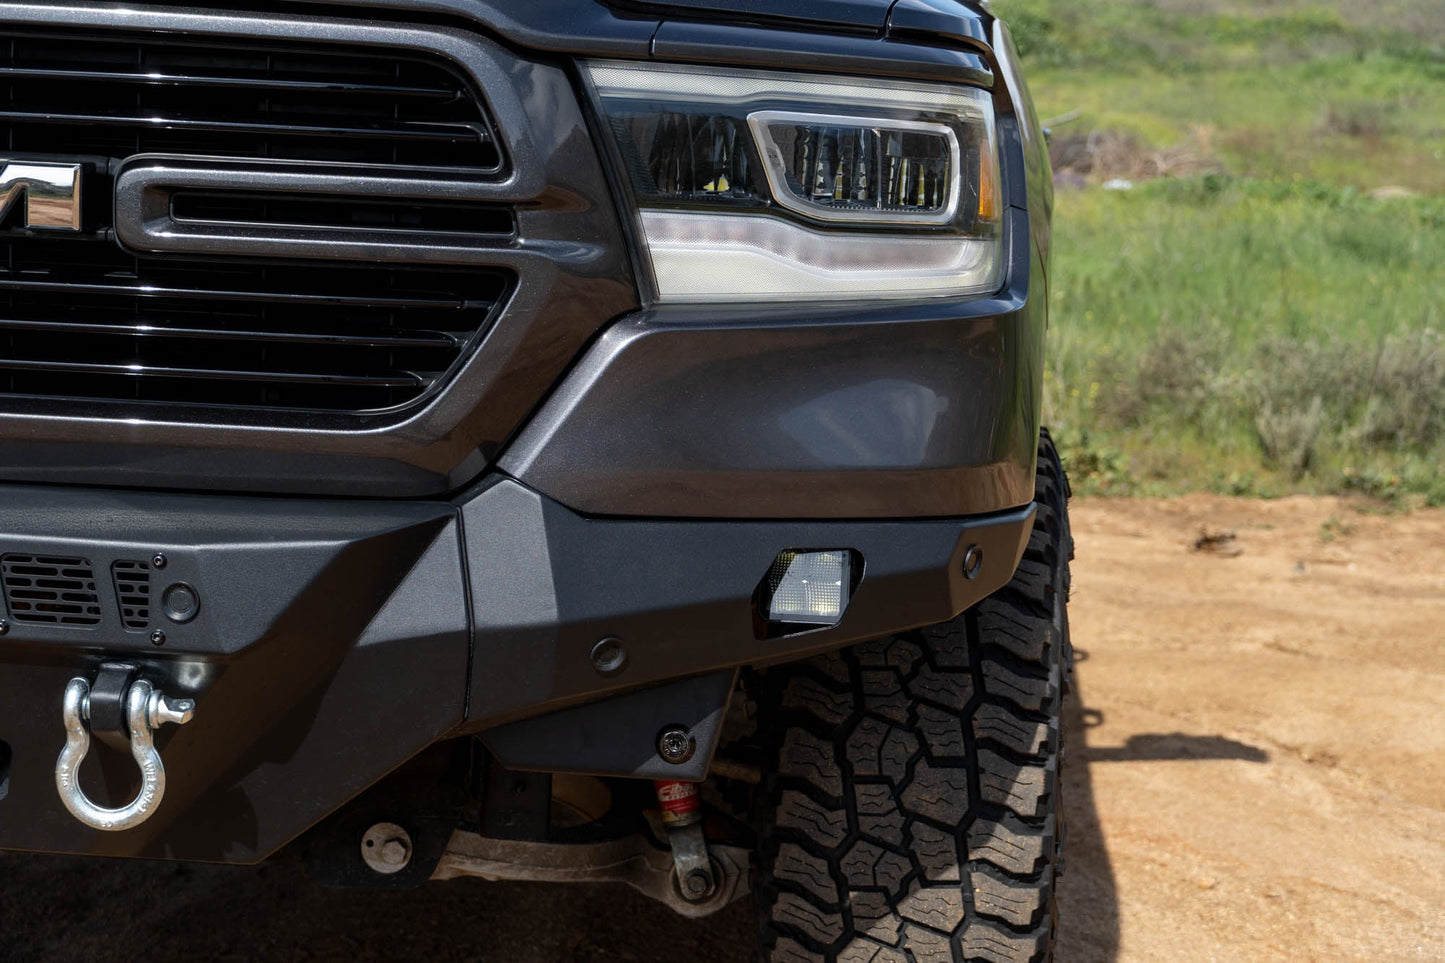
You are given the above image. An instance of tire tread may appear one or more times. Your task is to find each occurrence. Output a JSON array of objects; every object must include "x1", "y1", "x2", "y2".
[{"x1": 757, "y1": 431, "x2": 1072, "y2": 963}]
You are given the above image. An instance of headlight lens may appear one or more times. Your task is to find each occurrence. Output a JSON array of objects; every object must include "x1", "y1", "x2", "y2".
[{"x1": 586, "y1": 60, "x2": 1002, "y2": 303}]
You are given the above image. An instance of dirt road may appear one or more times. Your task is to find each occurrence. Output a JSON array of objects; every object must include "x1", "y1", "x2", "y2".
[
  {"x1": 1057, "y1": 495, "x2": 1445, "y2": 961},
  {"x1": 3, "y1": 495, "x2": 1442, "y2": 961}
]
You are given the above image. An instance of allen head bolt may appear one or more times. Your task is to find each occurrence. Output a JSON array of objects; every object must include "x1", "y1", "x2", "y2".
[{"x1": 657, "y1": 727, "x2": 696, "y2": 765}]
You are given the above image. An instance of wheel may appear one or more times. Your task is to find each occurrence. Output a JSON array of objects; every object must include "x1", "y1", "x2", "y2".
[{"x1": 754, "y1": 430, "x2": 1072, "y2": 963}]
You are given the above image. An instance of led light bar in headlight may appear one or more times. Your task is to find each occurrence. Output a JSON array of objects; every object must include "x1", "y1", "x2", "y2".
[
  {"x1": 586, "y1": 61, "x2": 1003, "y2": 303},
  {"x1": 748, "y1": 110, "x2": 961, "y2": 225}
]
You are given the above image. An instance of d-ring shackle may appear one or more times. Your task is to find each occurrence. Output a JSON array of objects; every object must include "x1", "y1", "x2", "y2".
[{"x1": 56, "y1": 676, "x2": 194, "y2": 831}]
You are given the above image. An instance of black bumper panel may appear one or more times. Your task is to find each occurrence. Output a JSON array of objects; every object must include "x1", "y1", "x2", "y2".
[
  {"x1": 0, "y1": 478, "x2": 1031, "y2": 861},
  {"x1": 461, "y1": 481, "x2": 1032, "y2": 725},
  {"x1": 0, "y1": 485, "x2": 466, "y2": 862}
]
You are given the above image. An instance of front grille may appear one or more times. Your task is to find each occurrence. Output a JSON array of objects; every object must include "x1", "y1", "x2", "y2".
[
  {"x1": 2, "y1": 554, "x2": 103, "y2": 626},
  {"x1": 0, "y1": 33, "x2": 502, "y2": 173},
  {"x1": 0, "y1": 31, "x2": 513, "y2": 417}
]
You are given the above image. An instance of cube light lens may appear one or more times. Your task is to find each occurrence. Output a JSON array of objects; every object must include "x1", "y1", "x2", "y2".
[{"x1": 762, "y1": 550, "x2": 853, "y2": 626}]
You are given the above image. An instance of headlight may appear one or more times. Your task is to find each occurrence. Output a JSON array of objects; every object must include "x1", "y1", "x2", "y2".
[{"x1": 585, "y1": 60, "x2": 1002, "y2": 303}]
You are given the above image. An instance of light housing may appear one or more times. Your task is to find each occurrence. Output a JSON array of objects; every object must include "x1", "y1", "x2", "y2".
[{"x1": 585, "y1": 61, "x2": 1002, "y2": 303}]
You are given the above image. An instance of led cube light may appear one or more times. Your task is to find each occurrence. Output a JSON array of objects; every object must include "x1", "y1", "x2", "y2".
[{"x1": 761, "y1": 550, "x2": 853, "y2": 626}]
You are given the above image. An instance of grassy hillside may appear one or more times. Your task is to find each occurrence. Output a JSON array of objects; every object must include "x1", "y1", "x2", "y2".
[{"x1": 993, "y1": 0, "x2": 1445, "y2": 504}]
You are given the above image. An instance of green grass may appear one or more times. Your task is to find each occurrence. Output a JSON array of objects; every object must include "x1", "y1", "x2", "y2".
[
  {"x1": 992, "y1": 0, "x2": 1445, "y2": 505},
  {"x1": 1031, "y1": 53, "x2": 1445, "y2": 192}
]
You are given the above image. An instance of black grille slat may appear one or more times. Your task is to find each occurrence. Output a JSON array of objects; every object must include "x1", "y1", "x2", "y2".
[
  {"x1": 2, "y1": 554, "x2": 102, "y2": 625},
  {"x1": 0, "y1": 66, "x2": 460, "y2": 100},
  {"x1": 170, "y1": 191, "x2": 515, "y2": 236},
  {"x1": 0, "y1": 109, "x2": 488, "y2": 145},
  {"x1": 0, "y1": 357, "x2": 426, "y2": 388},
  {"x1": 0, "y1": 278, "x2": 466, "y2": 310},
  {"x1": 0, "y1": 32, "x2": 514, "y2": 415},
  {"x1": 0, "y1": 317, "x2": 461, "y2": 349},
  {"x1": 112, "y1": 560, "x2": 151, "y2": 630}
]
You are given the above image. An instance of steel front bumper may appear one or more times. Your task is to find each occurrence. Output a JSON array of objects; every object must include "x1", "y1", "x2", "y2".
[{"x1": 0, "y1": 477, "x2": 1032, "y2": 861}]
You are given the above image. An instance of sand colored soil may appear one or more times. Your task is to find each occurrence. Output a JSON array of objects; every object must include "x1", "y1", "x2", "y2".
[{"x1": 1057, "y1": 495, "x2": 1445, "y2": 961}]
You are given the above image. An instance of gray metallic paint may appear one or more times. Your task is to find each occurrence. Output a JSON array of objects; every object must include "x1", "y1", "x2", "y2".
[
  {"x1": 503, "y1": 207, "x2": 1044, "y2": 519},
  {"x1": 508, "y1": 7, "x2": 1051, "y2": 519},
  {"x1": 0, "y1": 0, "x2": 1044, "y2": 523}
]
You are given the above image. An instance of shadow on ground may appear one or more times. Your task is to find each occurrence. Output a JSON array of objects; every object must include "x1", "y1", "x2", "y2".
[
  {"x1": 1055, "y1": 652, "x2": 1123, "y2": 962},
  {"x1": 1083, "y1": 732, "x2": 1269, "y2": 764},
  {"x1": 0, "y1": 851, "x2": 756, "y2": 963}
]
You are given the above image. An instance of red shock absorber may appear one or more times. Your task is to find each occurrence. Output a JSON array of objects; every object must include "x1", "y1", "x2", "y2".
[
  {"x1": 654, "y1": 778, "x2": 715, "y2": 901},
  {"x1": 654, "y1": 779, "x2": 702, "y2": 828}
]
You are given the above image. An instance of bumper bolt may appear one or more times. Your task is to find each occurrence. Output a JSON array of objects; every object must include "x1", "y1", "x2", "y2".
[
  {"x1": 962, "y1": 544, "x2": 984, "y2": 580},
  {"x1": 380, "y1": 838, "x2": 410, "y2": 867},
  {"x1": 150, "y1": 629, "x2": 166, "y2": 646},
  {"x1": 590, "y1": 636, "x2": 627, "y2": 675},
  {"x1": 151, "y1": 552, "x2": 168, "y2": 569},
  {"x1": 657, "y1": 727, "x2": 696, "y2": 765}
]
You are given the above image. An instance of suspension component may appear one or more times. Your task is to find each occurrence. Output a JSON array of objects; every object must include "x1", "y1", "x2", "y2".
[
  {"x1": 55, "y1": 673, "x2": 194, "y2": 831},
  {"x1": 654, "y1": 779, "x2": 716, "y2": 902},
  {"x1": 432, "y1": 829, "x2": 751, "y2": 918}
]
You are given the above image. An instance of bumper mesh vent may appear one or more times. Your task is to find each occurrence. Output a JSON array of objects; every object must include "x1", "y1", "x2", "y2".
[
  {"x1": 112, "y1": 560, "x2": 152, "y2": 630},
  {"x1": 0, "y1": 31, "x2": 513, "y2": 417},
  {"x1": 2, "y1": 554, "x2": 103, "y2": 626}
]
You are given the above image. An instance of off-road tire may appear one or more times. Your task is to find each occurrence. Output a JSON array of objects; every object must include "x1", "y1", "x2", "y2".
[{"x1": 754, "y1": 430, "x2": 1072, "y2": 963}]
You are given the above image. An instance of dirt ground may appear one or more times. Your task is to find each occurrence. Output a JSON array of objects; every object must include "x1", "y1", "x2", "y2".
[
  {"x1": 1056, "y1": 494, "x2": 1445, "y2": 962},
  {"x1": 2, "y1": 494, "x2": 1442, "y2": 961}
]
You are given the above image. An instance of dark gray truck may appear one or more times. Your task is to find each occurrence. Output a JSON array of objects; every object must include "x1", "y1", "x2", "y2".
[{"x1": 0, "y1": 0, "x2": 1069, "y2": 959}]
